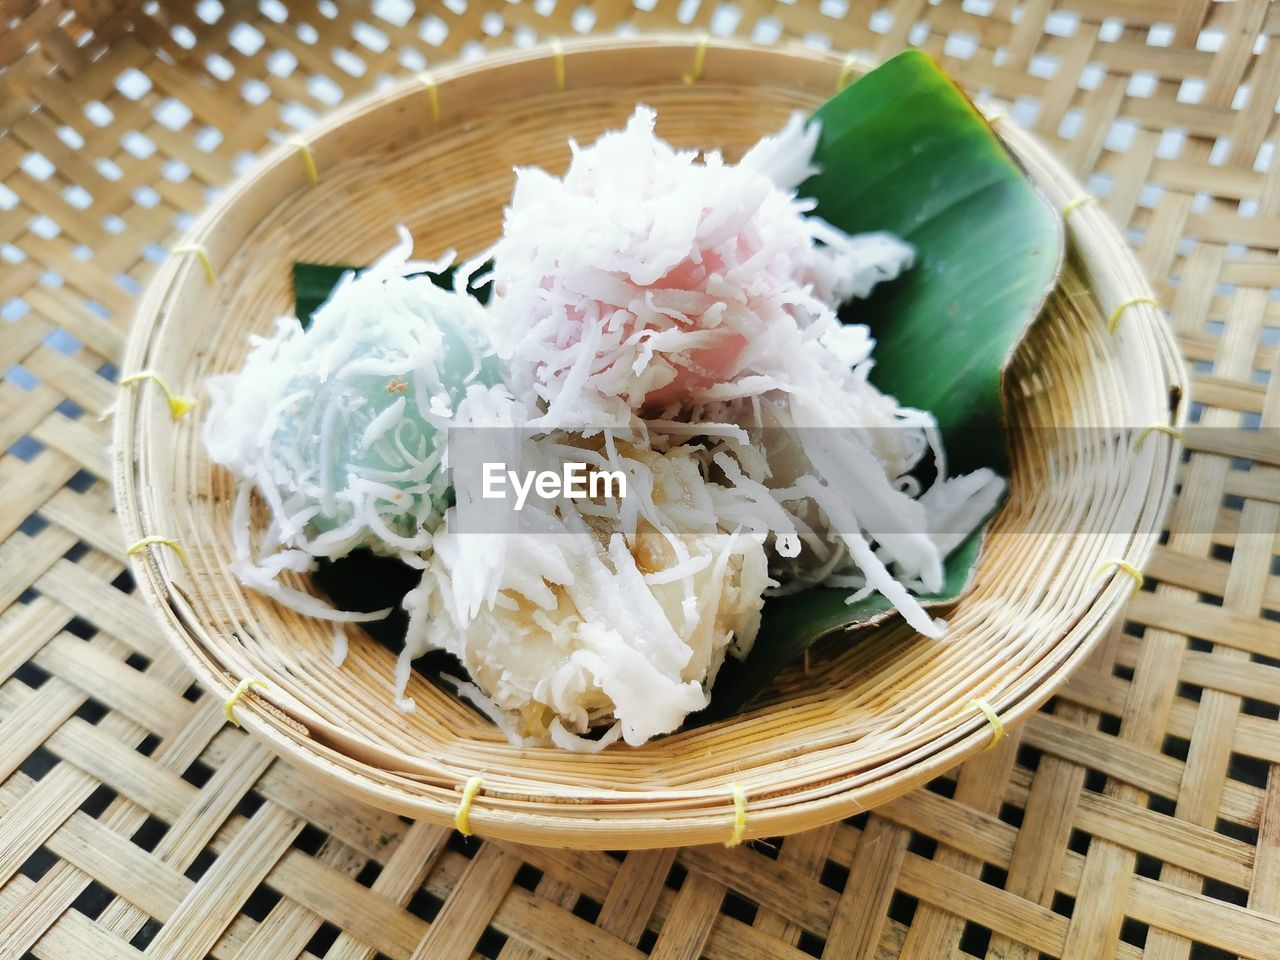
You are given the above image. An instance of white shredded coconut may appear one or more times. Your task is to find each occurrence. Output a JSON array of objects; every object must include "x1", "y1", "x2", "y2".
[
  {"x1": 203, "y1": 228, "x2": 498, "y2": 619},
  {"x1": 206, "y1": 106, "x2": 1006, "y2": 750},
  {"x1": 403, "y1": 425, "x2": 769, "y2": 748},
  {"x1": 331, "y1": 627, "x2": 349, "y2": 667},
  {"x1": 481, "y1": 105, "x2": 1001, "y2": 659},
  {"x1": 484, "y1": 106, "x2": 914, "y2": 427},
  {"x1": 775, "y1": 533, "x2": 801, "y2": 558}
]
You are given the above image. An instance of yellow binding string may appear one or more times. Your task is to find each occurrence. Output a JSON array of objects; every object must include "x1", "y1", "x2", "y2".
[
  {"x1": 119, "y1": 370, "x2": 195, "y2": 420},
  {"x1": 419, "y1": 71, "x2": 440, "y2": 124},
  {"x1": 725, "y1": 783, "x2": 747, "y2": 847},
  {"x1": 682, "y1": 35, "x2": 709, "y2": 85},
  {"x1": 172, "y1": 243, "x2": 215, "y2": 284},
  {"x1": 455, "y1": 775, "x2": 484, "y2": 836},
  {"x1": 126, "y1": 536, "x2": 187, "y2": 565},
  {"x1": 836, "y1": 53, "x2": 857, "y2": 92},
  {"x1": 550, "y1": 39, "x2": 565, "y2": 91},
  {"x1": 287, "y1": 137, "x2": 319, "y2": 184},
  {"x1": 1096, "y1": 559, "x2": 1144, "y2": 596},
  {"x1": 1061, "y1": 194, "x2": 1097, "y2": 219},
  {"x1": 969, "y1": 698, "x2": 1004, "y2": 752},
  {"x1": 1134, "y1": 423, "x2": 1185, "y2": 451},
  {"x1": 224, "y1": 677, "x2": 268, "y2": 726},
  {"x1": 1107, "y1": 296, "x2": 1159, "y2": 333}
]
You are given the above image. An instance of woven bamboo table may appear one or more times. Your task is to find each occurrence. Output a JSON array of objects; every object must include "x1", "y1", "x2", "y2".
[{"x1": 2, "y1": 1, "x2": 1278, "y2": 958}]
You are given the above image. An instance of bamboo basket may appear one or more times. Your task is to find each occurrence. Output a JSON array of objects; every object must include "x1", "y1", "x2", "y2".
[{"x1": 113, "y1": 36, "x2": 1186, "y2": 849}]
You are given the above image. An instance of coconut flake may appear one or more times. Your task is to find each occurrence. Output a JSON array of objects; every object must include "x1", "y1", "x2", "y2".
[
  {"x1": 205, "y1": 232, "x2": 498, "y2": 621},
  {"x1": 481, "y1": 105, "x2": 997, "y2": 661},
  {"x1": 486, "y1": 106, "x2": 916, "y2": 425},
  {"x1": 402, "y1": 434, "x2": 769, "y2": 748}
]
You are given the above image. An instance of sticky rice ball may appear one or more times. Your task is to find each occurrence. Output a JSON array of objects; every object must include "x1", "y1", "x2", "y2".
[
  {"x1": 484, "y1": 106, "x2": 913, "y2": 426},
  {"x1": 204, "y1": 230, "x2": 500, "y2": 616},
  {"x1": 401, "y1": 435, "x2": 770, "y2": 748}
]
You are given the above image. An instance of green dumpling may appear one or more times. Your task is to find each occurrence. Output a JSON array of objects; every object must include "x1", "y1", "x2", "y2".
[{"x1": 205, "y1": 234, "x2": 502, "y2": 559}]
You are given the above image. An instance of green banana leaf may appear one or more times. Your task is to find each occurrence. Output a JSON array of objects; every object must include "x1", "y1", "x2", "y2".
[
  {"x1": 701, "y1": 50, "x2": 1061, "y2": 720},
  {"x1": 294, "y1": 262, "x2": 352, "y2": 326},
  {"x1": 293, "y1": 261, "x2": 490, "y2": 326},
  {"x1": 812, "y1": 50, "x2": 1060, "y2": 476},
  {"x1": 292, "y1": 49, "x2": 1062, "y2": 725}
]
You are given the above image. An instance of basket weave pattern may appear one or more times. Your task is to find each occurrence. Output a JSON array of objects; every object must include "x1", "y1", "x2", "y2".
[
  {"x1": 114, "y1": 31, "x2": 1185, "y2": 846},
  {"x1": 4, "y1": 1, "x2": 1280, "y2": 957}
]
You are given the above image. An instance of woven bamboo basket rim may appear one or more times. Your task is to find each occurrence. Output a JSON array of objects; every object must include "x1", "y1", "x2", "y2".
[{"x1": 113, "y1": 35, "x2": 1187, "y2": 849}]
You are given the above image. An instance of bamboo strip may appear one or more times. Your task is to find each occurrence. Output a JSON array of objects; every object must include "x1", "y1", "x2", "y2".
[{"x1": 110, "y1": 37, "x2": 1185, "y2": 848}]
